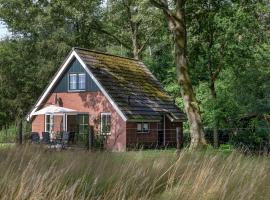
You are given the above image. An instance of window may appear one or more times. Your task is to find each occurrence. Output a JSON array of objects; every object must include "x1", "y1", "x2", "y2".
[
  {"x1": 137, "y1": 122, "x2": 149, "y2": 133},
  {"x1": 78, "y1": 73, "x2": 86, "y2": 90},
  {"x1": 69, "y1": 74, "x2": 77, "y2": 90},
  {"x1": 78, "y1": 114, "x2": 89, "y2": 134},
  {"x1": 101, "y1": 113, "x2": 111, "y2": 135},
  {"x1": 77, "y1": 114, "x2": 89, "y2": 145},
  {"x1": 68, "y1": 73, "x2": 86, "y2": 91},
  {"x1": 45, "y1": 115, "x2": 54, "y2": 132}
]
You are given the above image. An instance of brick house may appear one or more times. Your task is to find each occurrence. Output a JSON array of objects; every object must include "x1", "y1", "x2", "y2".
[{"x1": 27, "y1": 47, "x2": 185, "y2": 151}]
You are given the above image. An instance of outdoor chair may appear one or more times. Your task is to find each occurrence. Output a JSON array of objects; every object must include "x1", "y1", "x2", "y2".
[
  {"x1": 31, "y1": 132, "x2": 40, "y2": 144},
  {"x1": 42, "y1": 132, "x2": 51, "y2": 145},
  {"x1": 61, "y1": 132, "x2": 69, "y2": 149},
  {"x1": 55, "y1": 132, "x2": 63, "y2": 144},
  {"x1": 68, "y1": 131, "x2": 75, "y2": 144}
]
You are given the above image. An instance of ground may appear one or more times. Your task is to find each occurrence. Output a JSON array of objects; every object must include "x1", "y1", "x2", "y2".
[{"x1": 0, "y1": 145, "x2": 269, "y2": 200}]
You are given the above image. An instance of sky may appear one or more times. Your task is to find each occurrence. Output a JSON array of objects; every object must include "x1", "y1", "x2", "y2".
[{"x1": 0, "y1": 22, "x2": 10, "y2": 39}]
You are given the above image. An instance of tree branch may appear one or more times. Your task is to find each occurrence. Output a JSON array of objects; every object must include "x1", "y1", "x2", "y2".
[
  {"x1": 91, "y1": 22, "x2": 131, "y2": 50},
  {"x1": 138, "y1": 29, "x2": 157, "y2": 54},
  {"x1": 212, "y1": 42, "x2": 227, "y2": 81}
]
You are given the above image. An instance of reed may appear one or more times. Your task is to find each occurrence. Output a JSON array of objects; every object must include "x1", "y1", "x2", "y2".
[{"x1": 0, "y1": 146, "x2": 269, "y2": 200}]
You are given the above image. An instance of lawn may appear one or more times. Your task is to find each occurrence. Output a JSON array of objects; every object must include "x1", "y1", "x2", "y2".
[{"x1": 0, "y1": 146, "x2": 269, "y2": 200}]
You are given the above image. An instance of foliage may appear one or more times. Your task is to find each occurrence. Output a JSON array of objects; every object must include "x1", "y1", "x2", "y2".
[
  {"x1": 0, "y1": 0, "x2": 269, "y2": 148},
  {"x1": 231, "y1": 129, "x2": 269, "y2": 152}
]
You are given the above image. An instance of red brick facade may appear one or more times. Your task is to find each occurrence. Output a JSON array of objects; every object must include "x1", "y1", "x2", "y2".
[
  {"x1": 31, "y1": 91, "x2": 183, "y2": 151},
  {"x1": 31, "y1": 91, "x2": 126, "y2": 151}
]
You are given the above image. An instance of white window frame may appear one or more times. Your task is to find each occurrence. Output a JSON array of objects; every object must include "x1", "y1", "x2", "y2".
[
  {"x1": 45, "y1": 114, "x2": 54, "y2": 133},
  {"x1": 78, "y1": 73, "x2": 86, "y2": 90},
  {"x1": 137, "y1": 122, "x2": 149, "y2": 133},
  {"x1": 100, "y1": 113, "x2": 111, "y2": 135},
  {"x1": 68, "y1": 73, "x2": 86, "y2": 91},
  {"x1": 69, "y1": 73, "x2": 77, "y2": 90}
]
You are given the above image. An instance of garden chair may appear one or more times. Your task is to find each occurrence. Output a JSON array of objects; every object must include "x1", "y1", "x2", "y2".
[
  {"x1": 31, "y1": 132, "x2": 40, "y2": 144},
  {"x1": 42, "y1": 132, "x2": 51, "y2": 145},
  {"x1": 61, "y1": 132, "x2": 69, "y2": 149}
]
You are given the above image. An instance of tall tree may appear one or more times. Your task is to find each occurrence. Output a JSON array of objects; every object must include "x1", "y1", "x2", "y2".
[
  {"x1": 102, "y1": 0, "x2": 163, "y2": 59},
  {"x1": 151, "y1": 0, "x2": 206, "y2": 149}
]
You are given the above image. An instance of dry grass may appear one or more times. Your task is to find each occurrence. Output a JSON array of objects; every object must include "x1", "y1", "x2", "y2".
[{"x1": 0, "y1": 146, "x2": 269, "y2": 200}]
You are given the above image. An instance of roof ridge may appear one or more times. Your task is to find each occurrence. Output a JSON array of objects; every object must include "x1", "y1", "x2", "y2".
[{"x1": 73, "y1": 47, "x2": 140, "y2": 62}]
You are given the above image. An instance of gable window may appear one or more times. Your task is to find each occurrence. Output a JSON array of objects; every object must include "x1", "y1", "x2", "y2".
[
  {"x1": 137, "y1": 122, "x2": 149, "y2": 133},
  {"x1": 68, "y1": 73, "x2": 86, "y2": 91},
  {"x1": 101, "y1": 113, "x2": 111, "y2": 135},
  {"x1": 78, "y1": 73, "x2": 86, "y2": 90},
  {"x1": 69, "y1": 74, "x2": 77, "y2": 90}
]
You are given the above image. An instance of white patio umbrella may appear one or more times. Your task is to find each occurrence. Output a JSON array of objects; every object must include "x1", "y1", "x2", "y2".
[
  {"x1": 33, "y1": 105, "x2": 77, "y2": 115},
  {"x1": 33, "y1": 105, "x2": 78, "y2": 133}
]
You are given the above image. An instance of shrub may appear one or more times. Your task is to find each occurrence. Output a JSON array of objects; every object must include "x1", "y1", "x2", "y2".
[{"x1": 231, "y1": 129, "x2": 269, "y2": 152}]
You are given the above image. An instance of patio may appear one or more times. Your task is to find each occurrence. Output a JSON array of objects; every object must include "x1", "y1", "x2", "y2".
[{"x1": 31, "y1": 105, "x2": 91, "y2": 148}]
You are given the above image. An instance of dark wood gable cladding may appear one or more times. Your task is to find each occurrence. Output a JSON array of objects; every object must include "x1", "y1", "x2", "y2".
[
  {"x1": 53, "y1": 58, "x2": 99, "y2": 93},
  {"x1": 74, "y1": 48, "x2": 185, "y2": 121}
]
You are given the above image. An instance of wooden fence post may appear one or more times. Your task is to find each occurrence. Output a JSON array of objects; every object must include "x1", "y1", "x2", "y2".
[{"x1": 176, "y1": 127, "x2": 180, "y2": 154}]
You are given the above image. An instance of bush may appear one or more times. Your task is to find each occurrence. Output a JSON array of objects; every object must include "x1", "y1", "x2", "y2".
[{"x1": 231, "y1": 129, "x2": 269, "y2": 152}]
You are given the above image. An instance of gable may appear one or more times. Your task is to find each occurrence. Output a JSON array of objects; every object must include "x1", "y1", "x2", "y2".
[
  {"x1": 52, "y1": 58, "x2": 99, "y2": 92},
  {"x1": 27, "y1": 50, "x2": 127, "y2": 121}
]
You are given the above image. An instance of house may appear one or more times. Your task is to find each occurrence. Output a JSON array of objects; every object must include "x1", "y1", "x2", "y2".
[{"x1": 27, "y1": 47, "x2": 185, "y2": 151}]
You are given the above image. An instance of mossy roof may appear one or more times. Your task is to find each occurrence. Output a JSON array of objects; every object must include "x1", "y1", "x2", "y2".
[{"x1": 75, "y1": 47, "x2": 185, "y2": 121}]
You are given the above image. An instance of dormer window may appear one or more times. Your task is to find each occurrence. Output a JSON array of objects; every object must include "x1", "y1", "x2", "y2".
[{"x1": 69, "y1": 73, "x2": 86, "y2": 91}]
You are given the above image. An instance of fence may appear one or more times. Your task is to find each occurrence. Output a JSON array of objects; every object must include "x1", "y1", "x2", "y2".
[
  {"x1": 0, "y1": 123, "x2": 31, "y2": 144},
  {"x1": 1, "y1": 125, "x2": 270, "y2": 153}
]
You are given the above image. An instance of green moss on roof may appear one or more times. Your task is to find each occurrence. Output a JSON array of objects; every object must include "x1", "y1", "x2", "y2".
[
  {"x1": 74, "y1": 47, "x2": 185, "y2": 121},
  {"x1": 76, "y1": 48, "x2": 170, "y2": 101}
]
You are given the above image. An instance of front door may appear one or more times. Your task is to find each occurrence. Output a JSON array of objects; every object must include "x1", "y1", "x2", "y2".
[
  {"x1": 66, "y1": 115, "x2": 77, "y2": 144},
  {"x1": 67, "y1": 115, "x2": 77, "y2": 132}
]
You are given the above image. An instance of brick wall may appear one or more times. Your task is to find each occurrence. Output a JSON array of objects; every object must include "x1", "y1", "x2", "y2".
[
  {"x1": 165, "y1": 117, "x2": 183, "y2": 146},
  {"x1": 126, "y1": 119, "x2": 183, "y2": 149},
  {"x1": 126, "y1": 122, "x2": 158, "y2": 148},
  {"x1": 31, "y1": 91, "x2": 126, "y2": 151},
  {"x1": 31, "y1": 115, "x2": 44, "y2": 134}
]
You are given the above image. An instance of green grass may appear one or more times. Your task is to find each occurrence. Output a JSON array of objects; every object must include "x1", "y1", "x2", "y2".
[
  {"x1": 0, "y1": 146, "x2": 269, "y2": 200},
  {"x1": 0, "y1": 143, "x2": 15, "y2": 149}
]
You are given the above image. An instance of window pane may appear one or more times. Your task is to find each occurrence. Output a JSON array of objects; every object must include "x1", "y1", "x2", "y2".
[
  {"x1": 46, "y1": 115, "x2": 50, "y2": 124},
  {"x1": 137, "y1": 123, "x2": 142, "y2": 132},
  {"x1": 78, "y1": 74, "x2": 86, "y2": 90},
  {"x1": 143, "y1": 123, "x2": 149, "y2": 132},
  {"x1": 101, "y1": 113, "x2": 111, "y2": 134},
  {"x1": 78, "y1": 114, "x2": 89, "y2": 134},
  {"x1": 78, "y1": 115, "x2": 83, "y2": 124},
  {"x1": 69, "y1": 74, "x2": 77, "y2": 90},
  {"x1": 83, "y1": 114, "x2": 89, "y2": 124}
]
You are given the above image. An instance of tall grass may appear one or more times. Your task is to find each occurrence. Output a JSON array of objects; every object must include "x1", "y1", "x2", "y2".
[{"x1": 0, "y1": 146, "x2": 269, "y2": 200}]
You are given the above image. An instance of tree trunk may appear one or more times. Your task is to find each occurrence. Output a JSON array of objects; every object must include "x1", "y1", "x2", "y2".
[
  {"x1": 132, "y1": 33, "x2": 140, "y2": 59},
  {"x1": 176, "y1": 47, "x2": 206, "y2": 149},
  {"x1": 173, "y1": 0, "x2": 206, "y2": 149},
  {"x1": 151, "y1": 0, "x2": 207, "y2": 149},
  {"x1": 210, "y1": 79, "x2": 219, "y2": 148}
]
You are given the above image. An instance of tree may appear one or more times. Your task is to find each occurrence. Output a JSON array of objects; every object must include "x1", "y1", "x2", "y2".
[
  {"x1": 187, "y1": 0, "x2": 270, "y2": 147},
  {"x1": 100, "y1": 0, "x2": 164, "y2": 59},
  {"x1": 151, "y1": 0, "x2": 206, "y2": 149}
]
